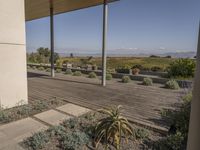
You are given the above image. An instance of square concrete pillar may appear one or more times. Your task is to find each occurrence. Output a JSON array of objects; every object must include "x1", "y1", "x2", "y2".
[{"x1": 0, "y1": 0, "x2": 27, "y2": 108}]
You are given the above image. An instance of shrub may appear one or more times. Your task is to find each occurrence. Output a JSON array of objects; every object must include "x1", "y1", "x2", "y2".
[
  {"x1": 134, "y1": 128, "x2": 149, "y2": 139},
  {"x1": 73, "y1": 71, "x2": 82, "y2": 76},
  {"x1": 16, "y1": 105, "x2": 32, "y2": 116},
  {"x1": 167, "y1": 58, "x2": 196, "y2": 78},
  {"x1": 33, "y1": 100, "x2": 48, "y2": 111},
  {"x1": 151, "y1": 66, "x2": 162, "y2": 72},
  {"x1": 62, "y1": 118, "x2": 78, "y2": 129},
  {"x1": 143, "y1": 78, "x2": 153, "y2": 86},
  {"x1": 56, "y1": 59, "x2": 63, "y2": 68},
  {"x1": 154, "y1": 132, "x2": 185, "y2": 150},
  {"x1": 157, "y1": 92, "x2": 192, "y2": 150},
  {"x1": 56, "y1": 69, "x2": 62, "y2": 73},
  {"x1": 106, "y1": 73, "x2": 112, "y2": 80},
  {"x1": 24, "y1": 132, "x2": 49, "y2": 150},
  {"x1": 95, "y1": 105, "x2": 133, "y2": 149},
  {"x1": 0, "y1": 111, "x2": 10, "y2": 123},
  {"x1": 165, "y1": 80, "x2": 180, "y2": 90},
  {"x1": 88, "y1": 72, "x2": 97, "y2": 78},
  {"x1": 48, "y1": 125, "x2": 66, "y2": 137},
  {"x1": 27, "y1": 66, "x2": 31, "y2": 69},
  {"x1": 46, "y1": 68, "x2": 51, "y2": 72},
  {"x1": 60, "y1": 130, "x2": 89, "y2": 150},
  {"x1": 38, "y1": 66, "x2": 45, "y2": 71},
  {"x1": 122, "y1": 76, "x2": 131, "y2": 83},
  {"x1": 65, "y1": 69, "x2": 72, "y2": 75}
]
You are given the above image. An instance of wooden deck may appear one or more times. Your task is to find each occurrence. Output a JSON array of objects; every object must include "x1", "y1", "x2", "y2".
[{"x1": 28, "y1": 70, "x2": 185, "y2": 132}]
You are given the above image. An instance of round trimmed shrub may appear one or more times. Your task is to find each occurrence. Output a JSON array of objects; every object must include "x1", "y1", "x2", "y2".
[
  {"x1": 73, "y1": 71, "x2": 82, "y2": 76},
  {"x1": 65, "y1": 69, "x2": 72, "y2": 75},
  {"x1": 122, "y1": 76, "x2": 131, "y2": 83},
  {"x1": 106, "y1": 73, "x2": 112, "y2": 80},
  {"x1": 165, "y1": 80, "x2": 180, "y2": 90},
  {"x1": 88, "y1": 72, "x2": 97, "y2": 78},
  {"x1": 143, "y1": 78, "x2": 153, "y2": 86}
]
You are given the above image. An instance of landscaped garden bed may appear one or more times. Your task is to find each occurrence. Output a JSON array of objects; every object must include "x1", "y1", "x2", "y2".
[
  {"x1": 0, "y1": 98, "x2": 67, "y2": 125},
  {"x1": 21, "y1": 90, "x2": 191, "y2": 150},
  {"x1": 22, "y1": 107, "x2": 163, "y2": 150}
]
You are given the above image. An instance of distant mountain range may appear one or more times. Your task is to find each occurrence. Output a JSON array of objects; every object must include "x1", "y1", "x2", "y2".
[{"x1": 59, "y1": 51, "x2": 196, "y2": 58}]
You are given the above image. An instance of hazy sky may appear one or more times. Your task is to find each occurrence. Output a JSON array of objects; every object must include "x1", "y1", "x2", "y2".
[{"x1": 26, "y1": 0, "x2": 200, "y2": 54}]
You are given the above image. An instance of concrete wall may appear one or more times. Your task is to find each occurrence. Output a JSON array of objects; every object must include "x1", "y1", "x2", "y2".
[{"x1": 0, "y1": 0, "x2": 27, "y2": 108}]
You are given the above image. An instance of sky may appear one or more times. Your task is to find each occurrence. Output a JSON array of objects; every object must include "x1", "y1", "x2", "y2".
[{"x1": 26, "y1": 0, "x2": 200, "y2": 55}]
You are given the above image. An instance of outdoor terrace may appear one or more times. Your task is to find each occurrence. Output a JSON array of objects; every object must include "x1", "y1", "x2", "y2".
[{"x1": 28, "y1": 70, "x2": 185, "y2": 133}]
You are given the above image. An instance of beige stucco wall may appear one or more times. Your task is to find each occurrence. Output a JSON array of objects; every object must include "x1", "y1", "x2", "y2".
[{"x1": 0, "y1": 0, "x2": 27, "y2": 108}]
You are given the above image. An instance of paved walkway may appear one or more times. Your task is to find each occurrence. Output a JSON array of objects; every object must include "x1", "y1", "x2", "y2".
[{"x1": 0, "y1": 103, "x2": 90, "y2": 150}]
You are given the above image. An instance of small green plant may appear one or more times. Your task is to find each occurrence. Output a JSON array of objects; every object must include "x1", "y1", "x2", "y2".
[
  {"x1": 65, "y1": 69, "x2": 72, "y2": 75},
  {"x1": 106, "y1": 73, "x2": 112, "y2": 80},
  {"x1": 0, "y1": 110, "x2": 10, "y2": 123},
  {"x1": 134, "y1": 128, "x2": 149, "y2": 139},
  {"x1": 63, "y1": 118, "x2": 78, "y2": 129},
  {"x1": 24, "y1": 132, "x2": 49, "y2": 150},
  {"x1": 33, "y1": 100, "x2": 48, "y2": 111},
  {"x1": 88, "y1": 72, "x2": 97, "y2": 78},
  {"x1": 95, "y1": 105, "x2": 133, "y2": 149},
  {"x1": 48, "y1": 125, "x2": 66, "y2": 137},
  {"x1": 60, "y1": 130, "x2": 89, "y2": 150},
  {"x1": 121, "y1": 76, "x2": 131, "y2": 83},
  {"x1": 56, "y1": 68, "x2": 62, "y2": 73},
  {"x1": 143, "y1": 78, "x2": 153, "y2": 86},
  {"x1": 16, "y1": 105, "x2": 32, "y2": 116},
  {"x1": 73, "y1": 71, "x2": 82, "y2": 76},
  {"x1": 37, "y1": 66, "x2": 45, "y2": 71},
  {"x1": 165, "y1": 80, "x2": 180, "y2": 90}
]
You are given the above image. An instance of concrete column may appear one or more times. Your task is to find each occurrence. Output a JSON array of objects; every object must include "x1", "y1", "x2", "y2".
[
  {"x1": 101, "y1": 0, "x2": 108, "y2": 86},
  {"x1": 0, "y1": 0, "x2": 27, "y2": 108},
  {"x1": 187, "y1": 23, "x2": 200, "y2": 150}
]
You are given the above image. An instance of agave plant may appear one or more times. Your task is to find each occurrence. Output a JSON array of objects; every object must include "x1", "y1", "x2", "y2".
[{"x1": 94, "y1": 105, "x2": 133, "y2": 150}]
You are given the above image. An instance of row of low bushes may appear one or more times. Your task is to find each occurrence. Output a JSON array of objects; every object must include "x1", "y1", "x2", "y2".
[
  {"x1": 28, "y1": 65, "x2": 181, "y2": 89},
  {"x1": 121, "y1": 75, "x2": 180, "y2": 90},
  {"x1": 29, "y1": 66, "x2": 113, "y2": 81}
]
